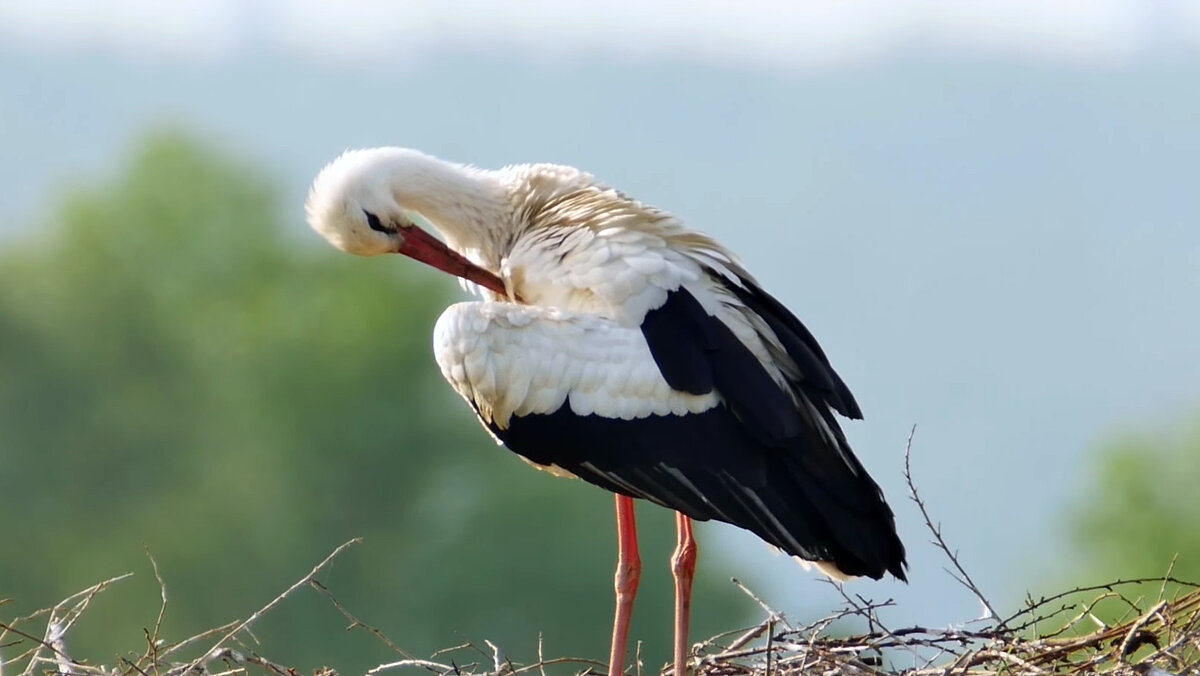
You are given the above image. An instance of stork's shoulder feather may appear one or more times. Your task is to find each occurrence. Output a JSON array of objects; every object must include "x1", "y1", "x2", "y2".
[{"x1": 497, "y1": 165, "x2": 748, "y2": 323}]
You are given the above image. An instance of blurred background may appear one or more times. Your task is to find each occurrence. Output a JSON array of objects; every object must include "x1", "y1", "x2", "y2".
[{"x1": 2, "y1": 2, "x2": 1199, "y2": 674}]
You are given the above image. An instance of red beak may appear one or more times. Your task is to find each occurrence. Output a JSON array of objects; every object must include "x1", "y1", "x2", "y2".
[{"x1": 395, "y1": 225, "x2": 514, "y2": 301}]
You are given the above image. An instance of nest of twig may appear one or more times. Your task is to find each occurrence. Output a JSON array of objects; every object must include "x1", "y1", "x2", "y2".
[
  {"x1": 3, "y1": 432, "x2": 1196, "y2": 676},
  {"x1": 3, "y1": 554, "x2": 1197, "y2": 676},
  {"x1": 686, "y1": 576, "x2": 1200, "y2": 676}
]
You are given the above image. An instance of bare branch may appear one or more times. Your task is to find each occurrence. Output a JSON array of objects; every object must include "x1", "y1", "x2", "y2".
[
  {"x1": 308, "y1": 578, "x2": 429, "y2": 667},
  {"x1": 903, "y1": 425, "x2": 1002, "y2": 626},
  {"x1": 731, "y1": 578, "x2": 793, "y2": 632},
  {"x1": 145, "y1": 547, "x2": 168, "y2": 652},
  {"x1": 180, "y1": 537, "x2": 361, "y2": 675}
]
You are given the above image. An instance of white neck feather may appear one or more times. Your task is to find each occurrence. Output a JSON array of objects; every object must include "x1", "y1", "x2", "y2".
[{"x1": 370, "y1": 147, "x2": 511, "y2": 258}]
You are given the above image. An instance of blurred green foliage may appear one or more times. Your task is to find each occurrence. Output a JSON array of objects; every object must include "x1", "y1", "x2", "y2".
[
  {"x1": 0, "y1": 132, "x2": 750, "y2": 674},
  {"x1": 1025, "y1": 416, "x2": 1200, "y2": 635},
  {"x1": 1072, "y1": 420, "x2": 1200, "y2": 581}
]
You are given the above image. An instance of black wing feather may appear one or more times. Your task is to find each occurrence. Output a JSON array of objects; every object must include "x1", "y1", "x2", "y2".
[
  {"x1": 716, "y1": 273, "x2": 863, "y2": 419},
  {"x1": 486, "y1": 404, "x2": 903, "y2": 580},
  {"x1": 640, "y1": 299, "x2": 716, "y2": 395},
  {"x1": 643, "y1": 287, "x2": 802, "y2": 443}
]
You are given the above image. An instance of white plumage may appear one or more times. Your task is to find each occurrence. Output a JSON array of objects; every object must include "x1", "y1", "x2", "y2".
[{"x1": 433, "y1": 302, "x2": 720, "y2": 429}]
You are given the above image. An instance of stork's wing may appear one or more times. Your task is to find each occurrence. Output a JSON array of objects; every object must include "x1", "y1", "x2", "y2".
[
  {"x1": 433, "y1": 301, "x2": 906, "y2": 580},
  {"x1": 717, "y1": 273, "x2": 863, "y2": 420},
  {"x1": 643, "y1": 276, "x2": 865, "y2": 449}
]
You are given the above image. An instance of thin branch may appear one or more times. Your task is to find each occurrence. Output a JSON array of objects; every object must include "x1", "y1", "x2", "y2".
[
  {"x1": 731, "y1": 578, "x2": 793, "y2": 632},
  {"x1": 510, "y1": 656, "x2": 608, "y2": 675},
  {"x1": 1117, "y1": 601, "x2": 1167, "y2": 662},
  {"x1": 903, "y1": 425, "x2": 1001, "y2": 626},
  {"x1": 146, "y1": 548, "x2": 169, "y2": 649},
  {"x1": 308, "y1": 578, "x2": 427, "y2": 666},
  {"x1": 180, "y1": 538, "x2": 361, "y2": 675},
  {"x1": 158, "y1": 620, "x2": 241, "y2": 661},
  {"x1": 369, "y1": 658, "x2": 456, "y2": 675},
  {"x1": 202, "y1": 646, "x2": 301, "y2": 676},
  {"x1": 483, "y1": 640, "x2": 509, "y2": 676}
]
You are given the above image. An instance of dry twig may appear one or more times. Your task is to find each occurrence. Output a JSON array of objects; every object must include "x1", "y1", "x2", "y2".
[
  {"x1": 902, "y1": 426, "x2": 1000, "y2": 625},
  {"x1": 179, "y1": 538, "x2": 362, "y2": 675}
]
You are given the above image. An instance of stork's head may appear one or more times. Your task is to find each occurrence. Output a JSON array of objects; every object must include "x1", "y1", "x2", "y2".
[
  {"x1": 305, "y1": 148, "x2": 417, "y2": 257},
  {"x1": 305, "y1": 148, "x2": 512, "y2": 297}
]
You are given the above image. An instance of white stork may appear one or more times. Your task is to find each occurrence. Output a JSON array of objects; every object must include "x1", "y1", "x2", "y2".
[{"x1": 305, "y1": 148, "x2": 907, "y2": 676}]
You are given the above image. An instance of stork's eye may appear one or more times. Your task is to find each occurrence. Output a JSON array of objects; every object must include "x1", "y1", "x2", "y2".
[{"x1": 364, "y1": 211, "x2": 394, "y2": 234}]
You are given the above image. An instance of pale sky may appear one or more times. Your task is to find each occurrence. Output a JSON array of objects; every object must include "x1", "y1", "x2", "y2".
[{"x1": 3, "y1": 0, "x2": 1200, "y2": 68}]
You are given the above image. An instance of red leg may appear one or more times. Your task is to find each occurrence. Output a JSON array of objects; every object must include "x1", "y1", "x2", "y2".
[
  {"x1": 609, "y1": 495, "x2": 641, "y2": 676},
  {"x1": 671, "y1": 512, "x2": 697, "y2": 676}
]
